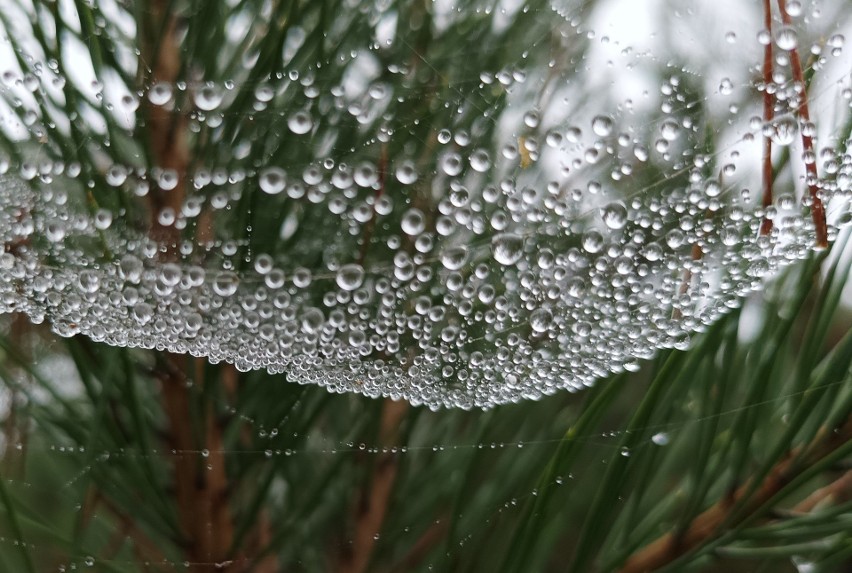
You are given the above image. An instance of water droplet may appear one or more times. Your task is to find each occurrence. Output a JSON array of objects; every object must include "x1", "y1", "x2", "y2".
[
  {"x1": 401, "y1": 208, "x2": 425, "y2": 235},
  {"x1": 395, "y1": 160, "x2": 419, "y2": 184},
  {"x1": 194, "y1": 83, "x2": 224, "y2": 111},
  {"x1": 660, "y1": 119, "x2": 680, "y2": 141},
  {"x1": 259, "y1": 167, "x2": 286, "y2": 195},
  {"x1": 767, "y1": 114, "x2": 798, "y2": 146},
  {"x1": 301, "y1": 307, "x2": 324, "y2": 333},
  {"x1": 582, "y1": 230, "x2": 605, "y2": 253},
  {"x1": 469, "y1": 149, "x2": 491, "y2": 172},
  {"x1": 530, "y1": 308, "x2": 552, "y2": 333},
  {"x1": 288, "y1": 110, "x2": 313, "y2": 135},
  {"x1": 148, "y1": 82, "x2": 172, "y2": 105},
  {"x1": 775, "y1": 26, "x2": 798, "y2": 51},
  {"x1": 440, "y1": 246, "x2": 469, "y2": 270},
  {"x1": 336, "y1": 264, "x2": 365, "y2": 291},
  {"x1": 600, "y1": 202, "x2": 628, "y2": 230},
  {"x1": 213, "y1": 272, "x2": 239, "y2": 297},
  {"x1": 491, "y1": 233, "x2": 524, "y2": 265},
  {"x1": 591, "y1": 115, "x2": 614, "y2": 137}
]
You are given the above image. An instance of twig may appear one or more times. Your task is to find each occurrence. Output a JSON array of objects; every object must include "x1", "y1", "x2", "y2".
[
  {"x1": 672, "y1": 243, "x2": 703, "y2": 321},
  {"x1": 92, "y1": 491, "x2": 170, "y2": 563},
  {"x1": 791, "y1": 470, "x2": 852, "y2": 513},
  {"x1": 776, "y1": 0, "x2": 828, "y2": 248},
  {"x1": 339, "y1": 399, "x2": 409, "y2": 573},
  {"x1": 391, "y1": 519, "x2": 450, "y2": 572},
  {"x1": 143, "y1": 0, "x2": 189, "y2": 254},
  {"x1": 760, "y1": 0, "x2": 775, "y2": 236},
  {"x1": 357, "y1": 145, "x2": 389, "y2": 266},
  {"x1": 1, "y1": 314, "x2": 29, "y2": 478}
]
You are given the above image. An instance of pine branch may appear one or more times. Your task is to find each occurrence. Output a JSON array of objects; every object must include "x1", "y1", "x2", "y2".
[{"x1": 619, "y1": 416, "x2": 852, "y2": 573}]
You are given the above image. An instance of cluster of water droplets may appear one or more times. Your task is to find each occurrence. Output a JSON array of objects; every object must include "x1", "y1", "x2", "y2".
[{"x1": 0, "y1": 0, "x2": 851, "y2": 408}]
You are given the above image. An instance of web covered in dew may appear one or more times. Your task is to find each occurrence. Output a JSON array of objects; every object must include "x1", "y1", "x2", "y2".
[{"x1": 0, "y1": 0, "x2": 850, "y2": 412}]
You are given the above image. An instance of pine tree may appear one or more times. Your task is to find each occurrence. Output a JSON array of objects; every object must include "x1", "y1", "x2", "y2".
[{"x1": 0, "y1": 1, "x2": 850, "y2": 572}]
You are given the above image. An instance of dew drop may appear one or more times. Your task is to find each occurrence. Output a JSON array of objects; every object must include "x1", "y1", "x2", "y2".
[
  {"x1": 194, "y1": 83, "x2": 224, "y2": 111},
  {"x1": 491, "y1": 233, "x2": 524, "y2": 265},
  {"x1": 259, "y1": 167, "x2": 287, "y2": 195},
  {"x1": 440, "y1": 246, "x2": 469, "y2": 270},
  {"x1": 600, "y1": 202, "x2": 628, "y2": 230},
  {"x1": 775, "y1": 26, "x2": 798, "y2": 51},
  {"x1": 336, "y1": 264, "x2": 365, "y2": 291},
  {"x1": 288, "y1": 110, "x2": 313, "y2": 135},
  {"x1": 401, "y1": 208, "x2": 425, "y2": 235},
  {"x1": 395, "y1": 160, "x2": 419, "y2": 184},
  {"x1": 767, "y1": 114, "x2": 798, "y2": 146},
  {"x1": 301, "y1": 307, "x2": 324, "y2": 333},
  {"x1": 148, "y1": 82, "x2": 172, "y2": 105},
  {"x1": 213, "y1": 271, "x2": 239, "y2": 297},
  {"x1": 530, "y1": 308, "x2": 552, "y2": 333},
  {"x1": 591, "y1": 114, "x2": 614, "y2": 137}
]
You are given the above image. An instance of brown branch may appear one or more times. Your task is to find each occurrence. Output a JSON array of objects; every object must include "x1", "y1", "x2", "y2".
[
  {"x1": 776, "y1": 0, "x2": 828, "y2": 248},
  {"x1": 339, "y1": 399, "x2": 410, "y2": 573},
  {"x1": 143, "y1": 0, "x2": 189, "y2": 253},
  {"x1": 760, "y1": 0, "x2": 775, "y2": 236},
  {"x1": 672, "y1": 243, "x2": 703, "y2": 321},
  {"x1": 357, "y1": 145, "x2": 389, "y2": 266},
  {"x1": 219, "y1": 362, "x2": 279, "y2": 573},
  {"x1": 92, "y1": 491, "x2": 170, "y2": 563},
  {"x1": 390, "y1": 519, "x2": 450, "y2": 572},
  {"x1": 1, "y1": 314, "x2": 29, "y2": 478},
  {"x1": 141, "y1": 4, "x2": 237, "y2": 570},
  {"x1": 160, "y1": 357, "x2": 238, "y2": 571},
  {"x1": 619, "y1": 417, "x2": 852, "y2": 573},
  {"x1": 791, "y1": 470, "x2": 852, "y2": 513}
]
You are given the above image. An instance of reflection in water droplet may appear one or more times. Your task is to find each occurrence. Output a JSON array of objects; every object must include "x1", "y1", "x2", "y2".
[
  {"x1": 336, "y1": 264, "x2": 365, "y2": 291},
  {"x1": 259, "y1": 167, "x2": 287, "y2": 195},
  {"x1": 601, "y1": 202, "x2": 628, "y2": 230},
  {"x1": 775, "y1": 26, "x2": 798, "y2": 50},
  {"x1": 530, "y1": 308, "x2": 552, "y2": 333},
  {"x1": 401, "y1": 208, "x2": 425, "y2": 235},
  {"x1": 591, "y1": 115, "x2": 614, "y2": 137},
  {"x1": 767, "y1": 115, "x2": 798, "y2": 146},
  {"x1": 213, "y1": 272, "x2": 239, "y2": 297},
  {"x1": 491, "y1": 233, "x2": 524, "y2": 265},
  {"x1": 288, "y1": 110, "x2": 313, "y2": 134}
]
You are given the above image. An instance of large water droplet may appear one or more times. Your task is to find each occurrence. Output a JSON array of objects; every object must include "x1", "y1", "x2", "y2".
[
  {"x1": 591, "y1": 115, "x2": 614, "y2": 137},
  {"x1": 213, "y1": 272, "x2": 239, "y2": 297},
  {"x1": 288, "y1": 110, "x2": 313, "y2": 135},
  {"x1": 336, "y1": 264, "x2": 365, "y2": 291},
  {"x1": 775, "y1": 26, "x2": 798, "y2": 51},
  {"x1": 767, "y1": 114, "x2": 798, "y2": 146},
  {"x1": 401, "y1": 208, "x2": 425, "y2": 235},
  {"x1": 440, "y1": 246, "x2": 469, "y2": 270},
  {"x1": 530, "y1": 308, "x2": 552, "y2": 333},
  {"x1": 194, "y1": 83, "x2": 224, "y2": 111},
  {"x1": 259, "y1": 167, "x2": 287, "y2": 195},
  {"x1": 491, "y1": 233, "x2": 524, "y2": 265},
  {"x1": 600, "y1": 202, "x2": 628, "y2": 230}
]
